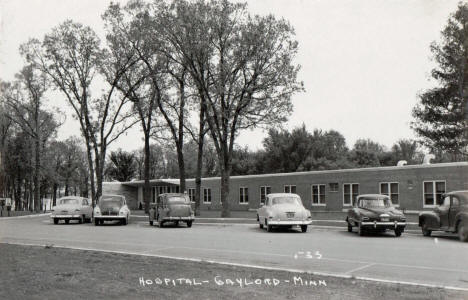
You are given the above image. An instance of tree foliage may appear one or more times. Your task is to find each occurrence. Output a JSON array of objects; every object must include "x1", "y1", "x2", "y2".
[{"x1": 412, "y1": 3, "x2": 468, "y2": 160}]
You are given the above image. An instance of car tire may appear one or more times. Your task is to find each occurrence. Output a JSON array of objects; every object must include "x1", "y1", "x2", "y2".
[
  {"x1": 358, "y1": 222, "x2": 364, "y2": 236},
  {"x1": 395, "y1": 228, "x2": 402, "y2": 237},
  {"x1": 187, "y1": 221, "x2": 192, "y2": 228},
  {"x1": 160, "y1": 221, "x2": 164, "y2": 228},
  {"x1": 53, "y1": 218, "x2": 59, "y2": 225},
  {"x1": 259, "y1": 222, "x2": 264, "y2": 229},
  {"x1": 347, "y1": 222, "x2": 352, "y2": 232},
  {"x1": 122, "y1": 217, "x2": 128, "y2": 225},
  {"x1": 266, "y1": 220, "x2": 273, "y2": 232},
  {"x1": 94, "y1": 218, "x2": 99, "y2": 226},
  {"x1": 65, "y1": 219, "x2": 70, "y2": 224},
  {"x1": 79, "y1": 216, "x2": 84, "y2": 224},
  {"x1": 149, "y1": 220, "x2": 153, "y2": 226},
  {"x1": 421, "y1": 221, "x2": 431, "y2": 237},
  {"x1": 458, "y1": 221, "x2": 468, "y2": 242},
  {"x1": 175, "y1": 221, "x2": 179, "y2": 227},
  {"x1": 301, "y1": 225, "x2": 307, "y2": 233}
]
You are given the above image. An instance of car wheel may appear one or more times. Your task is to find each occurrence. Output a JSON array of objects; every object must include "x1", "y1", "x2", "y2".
[
  {"x1": 65, "y1": 219, "x2": 70, "y2": 224},
  {"x1": 458, "y1": 221, "x2": 468, "y2": 242},
  {"x1": 99, "y1": 219, "x2": 104, "y2": 225},
  {"x1": 160, "y1": 221, "x2": 164, "y2": 228},
  {"x1": 78, "y1": 216, "x2": 84, "y2": 224},
  {"x1": 187, "y1": 221, "x2": 192, "y2": 228},
  {"x1": 149, "y1": 220, "x2": 153, "y2": 226},
  {"x1": 358, "y1": 222, "x2": 364, "y2": 236},
  {"x1": 259, "y1": 222, "x2": 264, "y2": 229},
  {"x1": 122, "y1": 217, "x2": 128, "y2": 225},
  {"x1": 53, "y1": 218, "x2": 59, "y2": 225},
  {"x1": 395, "y1": 228, "x2": 402, "y2": 237},
  {"x1": 266, "y1": 220, "x2": 273, "y2": 232},
  {"x1": 301, "y1": 225, "x2": 308, "y2": 233},
  {"x1": 94, "y1": 218, "x2": 99, "y2": 226},
  {"x1": 421, "y1": 221, "x2": 431, "y2": 237},
  {"x1": 347, "y1": 222, "x2": 352, "y2": 232},
  {"x1": 175, "y1": 221, "x2": 179, "y2": 227}
]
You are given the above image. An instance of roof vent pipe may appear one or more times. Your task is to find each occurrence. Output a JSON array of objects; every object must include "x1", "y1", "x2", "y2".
[
  {"x1": 423, "y1": 154, "x2": 435, "y2": 165},
  {"x1": 397, "y1": 160, "x2": 407, "y2": 166}
]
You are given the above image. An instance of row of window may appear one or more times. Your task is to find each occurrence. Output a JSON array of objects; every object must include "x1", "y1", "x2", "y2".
[{"x1": 155, "y1": 181, "x2": 447, "y2": 207}]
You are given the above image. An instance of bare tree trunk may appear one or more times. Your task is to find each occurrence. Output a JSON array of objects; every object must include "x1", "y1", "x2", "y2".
[
  {"x1": 194, "y1": 105, "x2": 206, "y2": 216},
  {"x1": 220, "y1": 166, "x2": 231, "y2": 218},
  {"x1": 53, "y1": 183, "x2": 58, "y2": 206},
  {"x1": 143, "y1": 132, "x2": 151, "y2": 213},
  {"x1": 85, "y1": 138, "x2": 96, "y2": 206}
]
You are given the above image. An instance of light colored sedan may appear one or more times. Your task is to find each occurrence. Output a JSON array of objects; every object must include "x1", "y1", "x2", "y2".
[
  {"x1": 50, "y1": 196, "x2": 93, "y2": 224},
  {"x1": 94, "y1": 194, "x2": 130, "y2": 225},
  {"x1": 257, "y1": 193, "x2": 312, "y2": 232}
]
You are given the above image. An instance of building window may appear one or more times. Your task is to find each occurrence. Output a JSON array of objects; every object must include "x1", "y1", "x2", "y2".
[
  {"x1": 260, "y1": 186, "x2": 271, "y2": 205},
  {"x1": 312, "y1": 184, "x2": 326, "y2": 206},
  {"x1": 329, "y1": 183, "x2": 339, "y2": 192},
  {"x1": 343, "y1": 183, "x2": 359, "y2": 206},
  {"x1": 203, "y1": 188, "x2": 212, "y2": 204},
  {"x1": 239, "y1": 187, "x2": 249, "y2": 204},
  {"x1": 188, "y1": 188, "x2": 195, "y2": 202},
  {"x1": 423, "y1": 181, "x2": 445, "y2": 207},
  {"x1": 380, "y1": 182, "x2": 399, "y2": 206},
  {"x1": 284, "y1": 185, "x2": 297, "y2": 194}
]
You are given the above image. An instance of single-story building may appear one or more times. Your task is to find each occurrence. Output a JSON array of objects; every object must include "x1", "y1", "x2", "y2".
[{"x1": 103, "y1": 161, "x2": 468, "y2": 213}]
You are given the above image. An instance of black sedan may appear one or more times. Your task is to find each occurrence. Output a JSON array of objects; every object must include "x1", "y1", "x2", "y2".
[
  {"x1": 346, "y1": 194, "x2": 406, "y2": 236},
  {"x1": 419, "y1": 190, "x2": 468, "y2": 242}
]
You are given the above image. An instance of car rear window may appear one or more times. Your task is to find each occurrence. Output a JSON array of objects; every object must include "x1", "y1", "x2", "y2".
[
  {"x1": 59, "y1": 198, "x2": 80, "y2": 205},
  {"x1": 167, "y1": 196, "x2": 190, "y2": 204},
  {"x1": 272, "y1": 197, "x2": 301, "y2": 205}
]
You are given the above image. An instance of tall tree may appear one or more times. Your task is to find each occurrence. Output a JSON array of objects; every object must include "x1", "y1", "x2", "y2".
[
  {"x1": 412, "y1": 3, "x2": 468, "y2": 160},
  {"x1": 163, "y1": 0, "x2": 303, "y2": 216},
  {"x1": 1, "y1": 66, "x2": 60, "y2": 211},
  {"x1": 22, "y1": 21, "x2": 138, "y2": 205},
  {"x1": 0, "y1": 102, "x2": 12, "y2": 197}
]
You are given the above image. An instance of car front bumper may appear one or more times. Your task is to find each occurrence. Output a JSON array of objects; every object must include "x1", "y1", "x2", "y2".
[
  {"x1": 94, "y1": 215, "x2": 126, "y2": 220},
  {"x1": 361, "y1": 221, "x2": 406, "y2": 229},
  {"x1": 50, "y1": 214, "x2": 82, "y2": 219},
  {"x1": 161, "y1": 216, "x2": 194, "y2": 221},
  {"x1": 267, "y1": 220, "x2": 312, "y2": 225}
]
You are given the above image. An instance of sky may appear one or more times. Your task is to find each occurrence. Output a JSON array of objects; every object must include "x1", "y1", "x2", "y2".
[{"x1": 0, "y1": 0, "x2": 461, "y2": 152}]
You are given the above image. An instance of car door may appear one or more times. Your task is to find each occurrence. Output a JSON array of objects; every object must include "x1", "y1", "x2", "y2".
[
  {"x1": 448, "y1": 196, "x2": 461, "y2": 231},
  {"x1": 438, "y1": 195, "x2": 451, "y2": 229}
]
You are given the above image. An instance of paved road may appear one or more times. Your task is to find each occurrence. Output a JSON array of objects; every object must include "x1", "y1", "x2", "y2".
[{"x1": 1, "y1": 215, "x2": 468, "y2": 290}]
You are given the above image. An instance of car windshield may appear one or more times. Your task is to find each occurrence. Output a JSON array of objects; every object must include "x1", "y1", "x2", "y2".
[
  {"x1": 99, "y1": 196, "x2": 124, "y2": 206},
  {"x1": 358, "y1": 198, "x2": 392, "y2": 208},
  {"x1": 167, "y1": 196, "x2": 190, "y2": 204},
  {"x1": 271, "y1": 197, "x2": 301, "y2": 206},
  {"x1": 59, "y1": 198, "x2": 80, "y2": 205}
]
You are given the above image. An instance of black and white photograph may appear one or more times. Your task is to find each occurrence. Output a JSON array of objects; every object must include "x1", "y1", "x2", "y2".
[{"x1": 1, "y1": 0, "x2": 468, "y2": 299}]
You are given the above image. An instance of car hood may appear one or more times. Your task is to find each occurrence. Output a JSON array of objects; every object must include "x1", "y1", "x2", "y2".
[
  {"x1": 359, "y1": 207, "x2": 403, "y2": 217},
  {"x1": 98, "y1": 202, "x2": 122, "y2": 211}
]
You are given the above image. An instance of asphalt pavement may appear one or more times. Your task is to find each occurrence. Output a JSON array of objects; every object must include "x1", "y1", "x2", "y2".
[{"x1": 1, "y1": 214, "x2": 467, "y2": 291}]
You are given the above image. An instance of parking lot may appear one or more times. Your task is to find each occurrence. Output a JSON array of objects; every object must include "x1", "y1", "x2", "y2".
[{"x1": 1, "y1": 214, "x2": 468, "y2": 291}]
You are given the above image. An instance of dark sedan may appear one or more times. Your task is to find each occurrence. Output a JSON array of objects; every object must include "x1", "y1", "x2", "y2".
[
  {"x1": 419, "y1": 190, "x2": 468, "y2": 242},
  {"x1": 346, "y1": 194, "x2": 406, "y2": 236}
]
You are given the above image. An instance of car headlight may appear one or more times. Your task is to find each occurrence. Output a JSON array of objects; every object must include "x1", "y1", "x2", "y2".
[
  {"x1": 94, "y1": 207, "x2": 101, "y2": 215},
  {"x1": 119, "y1": 208, "x2": 126, "y2": 215}
]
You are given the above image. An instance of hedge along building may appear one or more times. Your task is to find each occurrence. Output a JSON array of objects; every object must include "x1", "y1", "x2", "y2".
[{"x1": 102, "y1": 161, "x2": 468, "y2": 213}]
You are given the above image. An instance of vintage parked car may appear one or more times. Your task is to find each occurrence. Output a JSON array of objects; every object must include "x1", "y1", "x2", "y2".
[
  {"x1": 419, "y1": 190, "x2": 468, "y2": 242},
  {"x1": 346, "y1": 194, "x2": 406, "y2": 236},
  {"x1": 94, "y1": 194, "x2": 130, "y2": 226},
  {"x1": 257, "y1": 193, "x2": 312, "y2": 232},
  {"x1": 149, "y1": 193, "x2": 194, "y2": 228},
  {"x1": 50, "y1": 196, "x2": 93, "y2": 224}
]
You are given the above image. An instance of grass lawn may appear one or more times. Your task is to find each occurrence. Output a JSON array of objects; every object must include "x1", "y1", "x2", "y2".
[{"x1": 0, "y1": 243, "x2": 465, "y2": 300}]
